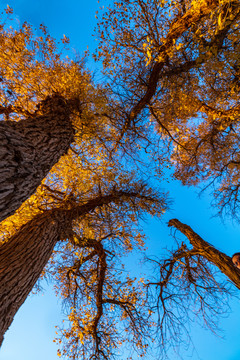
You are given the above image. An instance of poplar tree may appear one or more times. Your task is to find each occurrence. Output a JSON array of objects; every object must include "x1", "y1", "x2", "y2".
[
  {"x1": 0, "y1": 9, "x2": 89, "y2": 221},
  {"x1": 96, "y1": 0, "x2": 240, "y2": 215},
  {"x1": 1, "y1": 1, "x2": 240, "y2": 358},
  {"x1": 94, "y1": 0, "x2": 240, "y2": 355}
]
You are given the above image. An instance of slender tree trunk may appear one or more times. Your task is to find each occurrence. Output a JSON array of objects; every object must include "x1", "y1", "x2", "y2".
[
  {"x1": 0, "y1": 94, "x2": 74, "y2": 223},
  {"x1": 0, "y1": 189, "x2": 145, "y2": 345},
  {"x1": 168, "y1": 218, "x2": 240, "y2": 289}
]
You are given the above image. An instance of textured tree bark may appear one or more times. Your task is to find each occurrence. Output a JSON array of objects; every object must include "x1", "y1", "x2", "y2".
[
  {"x1": 0, "y1": 189, "x2": 144, "y2": 345},
  {"x1": 168, "y1": 218, "x2": 240, "y2": 290},
  {"x1": 0, "y1": 94, "x2": 74, "y2": 223},
  {"x1": 0, "y1": 209, "x2": 65, "y2": 346}
]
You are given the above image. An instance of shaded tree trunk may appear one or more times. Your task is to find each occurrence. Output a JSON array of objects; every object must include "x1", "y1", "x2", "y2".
[
  {"x1": 168, "y1": 218, "x2": 240, "y2": 289},
  {"x1": 0, "y1": 189, "x2": 145, "y2": 345},
  {"x1": 0, "y1": 94, "x2": 74, "y2": 223},
  {"x1": 0, "y1": 210, "x2": 64, "y2": 346}
]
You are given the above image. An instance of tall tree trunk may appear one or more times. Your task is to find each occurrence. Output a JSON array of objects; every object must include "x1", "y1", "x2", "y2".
[
  {"x1": 0, "y1": 94, "x2": 74, "y2": 223},
  {"x1": 0, "y1": 189, "x2": 145, "y2": 345},
  {"x1": 168, "y1": 218, "x2": 240, "y2": 289},
  {"x1": 0, "y1": 210, "x2": 65, "y2": 346}
]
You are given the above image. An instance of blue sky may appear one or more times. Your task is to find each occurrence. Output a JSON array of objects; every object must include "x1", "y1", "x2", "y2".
[{"x1": 1, "y1": 1, "x2": 240, "y2": 359}]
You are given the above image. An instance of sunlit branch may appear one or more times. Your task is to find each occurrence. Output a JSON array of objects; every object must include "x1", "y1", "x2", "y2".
[
  {"x1": 146, "y1": 227, "x2": 232, "y2": 353},
  {"x1": 168, "y1": 218, "x2": 240, "y2": 289}
]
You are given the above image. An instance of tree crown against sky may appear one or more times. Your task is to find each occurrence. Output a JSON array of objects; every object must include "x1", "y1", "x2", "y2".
[
  {"x1": 95, "y1": 0, "x2": 240, "y2": 217},
  {"x1": 0, "y1": 6, "x2": 123, "y2": 224},
  {"x1": 0, "y1": 6, "x2": 169, "y2": 359},
  {"x1": 1, "y1": 1, "x2": 240, "y2": 359}
]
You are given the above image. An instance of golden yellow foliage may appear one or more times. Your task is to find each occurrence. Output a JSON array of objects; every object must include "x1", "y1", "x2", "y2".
[
  {"x1": 1, "y1": 0, "x2": 240, "y2": 357},
  {"x1": 95, "y1": 0, "x2": 240, "y2": 216}
]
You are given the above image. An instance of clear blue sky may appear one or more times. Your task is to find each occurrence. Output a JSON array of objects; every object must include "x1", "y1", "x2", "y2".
[{"x1": 1, "y1": 1, "x2": 240, "y2": 359}]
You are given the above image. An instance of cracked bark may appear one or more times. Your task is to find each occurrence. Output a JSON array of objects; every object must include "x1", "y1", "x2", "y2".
[
  {"x1": 0, "y1": 210, "x2": 64, "y2": 346},
  {"x1": 0, "y1": 189, "x2": 144, "y2": 345},
  {"x1": 0, "y1": 94, "x2": 74, "y2": 223}
]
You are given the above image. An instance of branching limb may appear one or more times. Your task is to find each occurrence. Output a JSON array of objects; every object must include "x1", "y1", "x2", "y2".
[
  {"x1": 146, "y1": 227, "x2": 233, "y2": 356},
  {"x1": 54, "y1": 232, "x2": 150, "y2": 359},
  {"x1": 168, "y1": 218, "x2": 240, "y2": 289}
]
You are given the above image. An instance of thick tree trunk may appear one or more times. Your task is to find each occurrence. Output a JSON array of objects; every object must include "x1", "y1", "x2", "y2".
[
  {"x1": 0, "y1": 210, "x2": 65, "y2": 346},
  {"x1": 0, "y1": 94, "x2": 74, "y2": 223},
  {"x1": 168, "y1": 218, "x2": 240, "y2": 289},
  {"x1": 0, "y1": 189, "x2": 144, "y2": 345}
]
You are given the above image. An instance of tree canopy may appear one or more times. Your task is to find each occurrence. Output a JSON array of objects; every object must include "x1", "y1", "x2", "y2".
[
  {"x1": 1, "y1": 1, "x2": 240, "y2": 359},
  {"x1": 96, "y1": 0, "x2": 240, "y2": 216}
]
